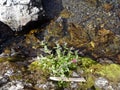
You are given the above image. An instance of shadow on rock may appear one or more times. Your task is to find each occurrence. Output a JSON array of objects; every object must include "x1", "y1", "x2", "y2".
[
  {"x1": 42, "y1": 0, "x2": 63, "y2": 19},
  {"x1": 0, "y1": 22, "x2": 15, "y2": 53},
  {"x1": 0, "y1": 0, "x2": 64, "y2": 55}
]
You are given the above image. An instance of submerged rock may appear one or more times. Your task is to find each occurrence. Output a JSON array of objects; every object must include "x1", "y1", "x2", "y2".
[{"x1": 0, "y1": 0, "x2": 45, "y2": 31}]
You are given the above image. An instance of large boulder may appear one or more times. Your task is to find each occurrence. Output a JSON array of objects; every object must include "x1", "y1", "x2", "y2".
[{"x1": 0, "y1": 0, "x2": 45, "y2": 31}]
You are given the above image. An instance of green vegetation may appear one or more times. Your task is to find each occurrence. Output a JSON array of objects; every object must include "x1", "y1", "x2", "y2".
[
  {"x1": 29, "y1": 42, "x2": 80, "y2": 77},
  {"x1": 28, "y1": 41, "x2": 120, "y2": 88},
  {"x1": 88, "y1": 64, "x2": 120, "y2": 82}
]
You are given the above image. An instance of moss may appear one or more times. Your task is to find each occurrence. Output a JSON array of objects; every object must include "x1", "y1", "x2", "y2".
[
  {"x1": 28, "y1": 61, "x2": 42, "y2": 71},
  {"x1": 82, "y1": 75, "x2": 95, "y2": 89},
  {"x1": 87, "y1": 64, "x2": 120, "y2": 82},
  {"x1": 28, "y1": 60, "x2": 51, "y2": 77},
  {"x1": 86, "y1": 76, "x2": 95, "y2": 88},
  {"x1": 76, "y1": 58, "x2": 120, "y2": 88},
  {"x1": 80, "y1": 57, "x2": 97, "y2": 68},
  {"x1": 0, "y1": 57, "x2": 17, "y2": 63},
  {"x1": 0, "y1": 57, "x2": 8, "y2": 63},
  {"x1": 96, "y1": 64, "x2": 120, "y2": 82}
]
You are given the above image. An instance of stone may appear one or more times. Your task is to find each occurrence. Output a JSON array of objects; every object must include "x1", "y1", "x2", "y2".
[
  {"x1": 95, "y1": 77, "x2": 109, "y2": 89},
  {"x1": 0, "y1": 76, "x2": 9, "y2": 86},
  {"x1": 42, "y1": 0, "x2": 63, "y2": 19},
  {"x1": 0, "y1": 0, "x2": 45, "y2": 31},
  {"x1": 4, "y1": 69, "x2": 14, "y2": 76},
  {"x1": 72, "y1": 71, "x2": 79, "y2": 77},
  {"x1": 0, "y1": 81, "x2": 24, "y2": 90},
  {"x1": 62, "y1": 0, "x2": 120, "y2": 34}
]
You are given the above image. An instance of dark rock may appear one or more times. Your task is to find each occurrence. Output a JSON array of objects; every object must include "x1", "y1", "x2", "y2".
[
  {"x1": 42, "y1": 0, "x2": 63, "y2": 19},
  {"x1": 0, "y1": 76, "x2": 9, "y2": 87},
  {"x1": 0, "y1": 22, "x2": 14, "y2": 43},
  {"x1": 0, "y1": 22, "x2": 14, "y2": 53}
]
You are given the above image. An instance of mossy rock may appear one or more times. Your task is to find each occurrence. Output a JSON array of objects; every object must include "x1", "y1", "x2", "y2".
[{"x1": 88, "y1": 64, "x2": 120, "y2": 82}]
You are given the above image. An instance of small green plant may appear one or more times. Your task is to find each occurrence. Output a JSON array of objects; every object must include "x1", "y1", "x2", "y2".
[{"x1": 36, "y1": 42, "x2": 79, "y2": 77}]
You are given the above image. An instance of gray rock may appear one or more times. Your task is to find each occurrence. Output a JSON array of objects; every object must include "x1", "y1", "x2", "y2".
[
  {"x1": 0, "y1": 76, "x2": 9, "y2": 86},
  {"x1": 35, "y1": 81, "x2": 55, "y2": 90},
  {"x1": 62, "y1": 0, "x2": 120, "y2": 34},
  {"x1": 104, "y1": 85, "x2": 114, "y2": 90},
  {"x1": 0, "y1": 0, "x2": 45, "y2": 31},
  {"x1": 4, "y1": 69, "x2": 14, "y2": 76},
  {"x1": 70, "y1": 82, "x2": 78, "y2": 90},
  {"x1": 0, "y1": 81, "x2": 24, "y2": 90},
  {"x1": 72, "y1": 71, "x2": 79, "y2": 77},
  {"x1": 117, "y1": 83, "x2": 120, "y2": 90},
  {"x1": 95, "y1": 77, "x2": 109, "y2": 89}
]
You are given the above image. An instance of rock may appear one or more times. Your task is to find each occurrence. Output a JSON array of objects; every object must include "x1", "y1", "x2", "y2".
[
  {"x1": 117, "y1": 83, "x2": 120, "y2": 90},
  {"x1": 72, "y1": 71, "x2": 79, "y2": 77},
  {"x1": 70, "y1": 82, "x2": 78, "y2": 89},
  {"x1": 0, "y1": 81, "x2": 24, "y2": 90},
  {"x1": 62, "y1": 0, "x2": 120, "y2": 34},
  {"x1": 0, "y1": 0, "x2": 45, "y2": 31},
  {"x1": 95, "y1": 77, "x2": 109, "y2": 89},
  {"x1": 35, "y1": 82, "x2": 55, "y2": 90},
  {"x1": 4, "y1": 69, "x2": 14, "y2": 76},
  {"x1": 0, "y1": 76, "x2": 9, "y2": 86},
  {"x1": 42, "y1": 0, "x2": 63, "y2": 19},
  {"x1": 0, "y1": 22, "x2": 14, "y2": 43}
]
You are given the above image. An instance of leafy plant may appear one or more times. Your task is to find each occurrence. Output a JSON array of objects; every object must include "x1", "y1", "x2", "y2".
[
  {"x1": 32, "y1": 42, "x2": 80, "y2": 77},
  {"x1": 29, "y1": 41, "x2": 97, "y2": 77}
]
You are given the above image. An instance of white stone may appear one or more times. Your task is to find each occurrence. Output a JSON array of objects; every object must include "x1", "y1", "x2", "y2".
[
  {"x1": 9, "y1": 81, "x2": 24, "y2": 90},
  {"x1": 95, "y1": 77, "x2": 109, "y2": 88},
  {"x1": 0, "y1": 0, "x2": 44, "y2": 31},
  {"x1": 0, "y1": 0, "x2": 7, "y2": 5},
  {"x1": 13, "y1": 0, "x2": 30, "y2": 4}
]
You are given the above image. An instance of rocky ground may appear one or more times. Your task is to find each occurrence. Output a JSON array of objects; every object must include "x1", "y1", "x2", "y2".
[
  {"x1": 0, "y1": 0, "x2": 120, "y2": 90},
  {"x1": 62, "y1": 0, "x2": 120, "y2": 33}
]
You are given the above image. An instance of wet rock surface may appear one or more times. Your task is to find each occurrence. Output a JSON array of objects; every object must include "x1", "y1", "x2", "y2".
[{"x1": 0, "y1": 0, "x2": 120, "y2": 90}]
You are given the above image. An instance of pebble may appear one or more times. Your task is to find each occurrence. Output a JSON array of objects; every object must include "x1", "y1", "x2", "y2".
[
  {"x1": 4, "y1": 69, "x2": 14, "y2": 76},
  {"x1": 0, "y1": 76, "x2": 9, "y2": 86},
  {"x1": 95, "y1": 77, "x2": 109, "y2": 88},
  {"x1": 72, "y1": 72, "x2": 79, "y2": 77},
  {"x1": 0, "y1": 81, "x2": 24, "y2": 90}
]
